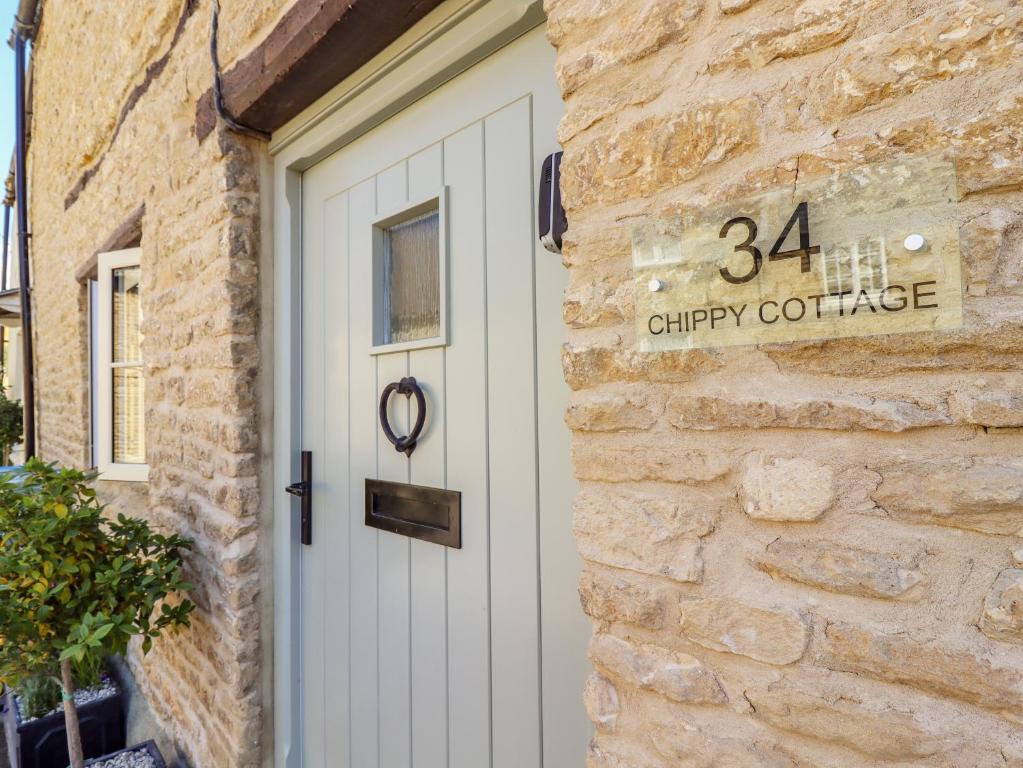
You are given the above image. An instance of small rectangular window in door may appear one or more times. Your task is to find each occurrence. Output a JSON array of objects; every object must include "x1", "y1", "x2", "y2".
[{"x1": 371, "y1": 190, "x2": 448, "y2": 353}]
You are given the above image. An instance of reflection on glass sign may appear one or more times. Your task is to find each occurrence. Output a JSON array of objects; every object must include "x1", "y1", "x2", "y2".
[{"x1": 632, "y1": 154, "x2": 964, "y2": 352}]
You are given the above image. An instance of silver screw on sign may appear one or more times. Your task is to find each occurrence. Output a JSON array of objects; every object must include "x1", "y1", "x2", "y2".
[
  {"x1": 648, "y1": 278, "x2": 666, "y2": 292},
  {"x1": 903, "y1": 233, "x2": 927, "y2": 252}
]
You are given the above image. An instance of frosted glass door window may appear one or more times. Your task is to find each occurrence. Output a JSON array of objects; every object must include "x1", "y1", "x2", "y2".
[
  {"x1": 111, "y1": 266, "x2": 145, "y2": 464},
  {"x1": 383, "y1": 210, "x2": 440, "y2": 344}
]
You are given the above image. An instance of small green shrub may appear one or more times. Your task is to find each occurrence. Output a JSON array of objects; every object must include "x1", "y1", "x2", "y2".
[
  {"x1": 0, "y1": 459, "x2": 195, "y2": 767},
  {"x1": 17, "y1": 661, "x2": 103, "y2": 720},
  {"x1": 19, "y1": 675, "x2": 61, "y2": 719}
]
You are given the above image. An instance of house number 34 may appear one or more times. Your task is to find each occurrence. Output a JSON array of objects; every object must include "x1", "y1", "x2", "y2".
[{"x1": 718, "y1": 202, "x2": 821, "y2": 285}]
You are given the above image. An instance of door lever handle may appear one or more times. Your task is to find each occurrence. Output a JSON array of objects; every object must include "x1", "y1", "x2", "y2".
[
  {"x1": 287, "y1": 450, "x2": 313, "y2": 545},
  {"x1": 285, "y1": 481, "x2": 308, "y2": 497}
]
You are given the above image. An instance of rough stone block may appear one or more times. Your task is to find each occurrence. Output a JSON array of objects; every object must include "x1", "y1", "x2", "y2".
[
  {"x1": 822, "y1": 2, "x2": 1023, "y2": 119},
  {"x1": 562, "y1": 342, "x2": 721, "y2": 390},
  {"x1": 960, "y1": 207, "x2": 1023, "y2": 297},
  {"x1": 561, "y1": 98, "x2": 759, "y2": 206},
  {"x1": 554, "y1": 0, "x2": 702, "y2": 95},
  {"x1": 738, "y1": 453, "x2": 836, "y2": 522},
  {"x1": 587, "y1": 739, "x2": 661, "y2": 768},
  {"x1": 583, "y1": 673, "x2": 621, "y2": 731},
  {"x1": 764, "y1": 302, "x2": 1023, "y2": 376},
  {"x1": 709, "y1": 0, "x2": 863, "y2": 72},
  {"x1": 954, "y1": 92, "x2": 1023, "y2": 197},
  {"x1": 745, "y1": 677, "x2": 941, "y2": 760},
  {"x1": 557, "y1": 56, "x2": 671, "y2": 143},
  {"x1": 821, "y1": 620, "x2": 1023, "y2": 717},
  {"x1": 952, "y1": 389, "x2": 1023, "y2": 428},
  {"x1": 981, "y1": 569, "x2": 1023, "y2": 644},
  {"x1": 545, "y1": 0, "x2": 627, "y2": 46},
  {"x1": 873, "y1": 458, "x2": 1023, "y2": 536},
  {"x1": 589, "y1": 633, "x2": 727, "y2": 705},
  {"x1": 564, "y1": 270, "x2": 633, "y2": 328},
  {"x1": 667, "y1": 392, "x2": 950, "y2": 432},
  {"x1": 572, "y1": 442, "x2": 734, "y2": 484},
  {"x1": 720, "y1": 0, "x2": 758, "y2": 14},
  {"x1": 579, "y1": 566, "x2": 668, "y2": 629},
  {"x1": 648, "y1": 721, "x2": 797, "y2": 767},
  {"x1": 566, "y1": 389, "x2": 663, "y2": 432},
  {"x1": 574, "y1": 488, "x2": 717, "y2": 582},
  {"x1": 679, "y1": 598, "x2": 810, "y2": 665},
  {"x1": 750, "y1": 538, "x2": 924, "y2": 599}
]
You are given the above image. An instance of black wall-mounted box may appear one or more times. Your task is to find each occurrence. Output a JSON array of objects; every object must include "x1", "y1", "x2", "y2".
[{"x1": 539, "y1": 151, "x2": 566, "y2": 254}]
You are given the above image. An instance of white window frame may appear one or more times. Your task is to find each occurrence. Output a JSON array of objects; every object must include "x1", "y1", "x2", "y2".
[
  {"x1": 88, "y1": 279, "x2": 98, "y2": 468},
  {"x1": 95, "y1": 247, "x2": 148, "y2": 482}
]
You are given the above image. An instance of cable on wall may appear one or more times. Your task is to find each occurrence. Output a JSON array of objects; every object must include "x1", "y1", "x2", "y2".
[{"x1": 210, "y1": 0, "x2": 270, "y2": 141}]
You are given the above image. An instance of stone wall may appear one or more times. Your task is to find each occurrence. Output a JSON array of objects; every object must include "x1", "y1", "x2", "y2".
[
  {"x1": 27, "y1": 1, "x2": 291, "y2": 765},
  {"x1": 547, "y1": 0, "x2": 1023, "y2": 765}
]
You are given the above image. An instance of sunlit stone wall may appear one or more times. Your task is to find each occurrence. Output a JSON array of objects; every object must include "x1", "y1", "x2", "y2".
[{"x1": 547, "y1": 0, "x2": 1023, "y2": 764}]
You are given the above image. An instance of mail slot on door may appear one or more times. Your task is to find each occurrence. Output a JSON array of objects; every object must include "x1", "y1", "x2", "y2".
[{"x1": 365, "y1": 479, "x2": 462, "y2": 548}]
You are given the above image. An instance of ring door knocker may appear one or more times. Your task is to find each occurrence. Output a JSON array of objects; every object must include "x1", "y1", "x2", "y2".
[{"x1": 379, "y1": 376, "x2": 426, "y2": 456}]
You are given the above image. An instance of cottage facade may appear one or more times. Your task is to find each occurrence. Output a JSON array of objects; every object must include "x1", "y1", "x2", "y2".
[{"x1": 14, "y1": 0, "x2": 1023, "y2": 765}]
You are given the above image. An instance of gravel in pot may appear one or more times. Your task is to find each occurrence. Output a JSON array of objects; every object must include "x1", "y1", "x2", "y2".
[{"x1": 83, "y1": 741, "x2": 165, "y2": 768}]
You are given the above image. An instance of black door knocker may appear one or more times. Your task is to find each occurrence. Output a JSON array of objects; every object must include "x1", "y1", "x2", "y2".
[{"x1": 379, "y1": 377, "x2": 426, "y2": 457}]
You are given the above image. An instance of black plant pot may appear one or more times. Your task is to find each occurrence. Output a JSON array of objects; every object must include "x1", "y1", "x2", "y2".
[
  {"x1": 83, "y1": 740, "x2": 165, "y2": 768},
  {"x1": 2, "y1": 686, "x2": 126, "y2": 768}
]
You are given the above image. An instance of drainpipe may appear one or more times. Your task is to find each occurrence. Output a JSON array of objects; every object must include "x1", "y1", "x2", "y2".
[{"x1": 12, "y1": 0, "x2": 38, "y2": 458}]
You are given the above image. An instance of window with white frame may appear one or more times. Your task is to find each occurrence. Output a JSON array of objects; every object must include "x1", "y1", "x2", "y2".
[{"x1": 94, "y1": 248, "x2": 147, "y2": 481}]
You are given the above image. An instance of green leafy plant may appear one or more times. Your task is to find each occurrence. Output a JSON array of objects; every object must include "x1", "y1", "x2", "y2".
[
  {"x1": 0, "y1": 387, "x2": 22, "y2": 464},
  {"x1": 18, "y1": 662, "x2": 104, "y2": 720},
  {"x1": 19, "y1": 674, "x2": 62, "y2": 719},
  {"x1": 0, "y1": 459, "x2": 195, "y2": 768}
]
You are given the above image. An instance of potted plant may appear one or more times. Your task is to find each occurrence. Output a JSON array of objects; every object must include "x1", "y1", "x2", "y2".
[
  {"x1": 0, "y1": 459, "x2": 195, "y2": 768},
  {"x1": 3, "y1": 670, "x2": 127, "y2": 768}
]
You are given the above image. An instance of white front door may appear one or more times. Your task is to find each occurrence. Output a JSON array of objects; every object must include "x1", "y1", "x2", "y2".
[{"x1": 297, "y1": 26, "x2": 590, "y2": 768}]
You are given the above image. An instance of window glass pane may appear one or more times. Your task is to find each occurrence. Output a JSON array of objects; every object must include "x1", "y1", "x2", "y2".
[
  {"x1": 112, "y1": 266, "x2": 142, "y2": 363},
  {"x1": 384, "y1": 210, "x2": 440, "y2": 344},
  {"x1": 112, "y1": 366, "x2": 145, "y2": 464}
]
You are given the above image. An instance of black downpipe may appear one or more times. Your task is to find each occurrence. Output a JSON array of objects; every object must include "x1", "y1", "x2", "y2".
[{"x1": 14, "y1": 30, "x2": 35, "y2": 459}]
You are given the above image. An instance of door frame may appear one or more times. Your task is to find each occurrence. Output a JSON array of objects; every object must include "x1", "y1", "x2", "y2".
[{"x1": 270, "y1": 2, "x2": 547, "y2": 765}]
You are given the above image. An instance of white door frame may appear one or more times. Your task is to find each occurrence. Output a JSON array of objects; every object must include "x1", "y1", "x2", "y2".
[{"x1": 270, "y1": 2, "x2": 548, "y2": 765}]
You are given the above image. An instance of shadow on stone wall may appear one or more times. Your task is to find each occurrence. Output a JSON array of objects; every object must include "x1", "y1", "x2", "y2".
[{"x1": 108, "y1": 657, "x2": 188, "y2": 768}]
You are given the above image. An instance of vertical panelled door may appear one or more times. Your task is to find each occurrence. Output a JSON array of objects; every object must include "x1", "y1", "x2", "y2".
[{"x1": 298, "y1": 27, "x2": 590, "y2": 768}]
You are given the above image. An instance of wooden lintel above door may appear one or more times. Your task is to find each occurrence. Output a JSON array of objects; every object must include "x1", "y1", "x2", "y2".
[{"x1": 195, "y1": 0, "x2": 445, "y2": 141}]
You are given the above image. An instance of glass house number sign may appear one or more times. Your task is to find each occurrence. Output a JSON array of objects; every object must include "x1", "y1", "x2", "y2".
[{"x1": 632, "y1": 154, "x2": 964, "y2": 352}]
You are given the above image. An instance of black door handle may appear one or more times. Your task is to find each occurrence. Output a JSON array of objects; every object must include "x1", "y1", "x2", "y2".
[{"x1": 287, "y1": 450, "x2": 312, "y2": 545}]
